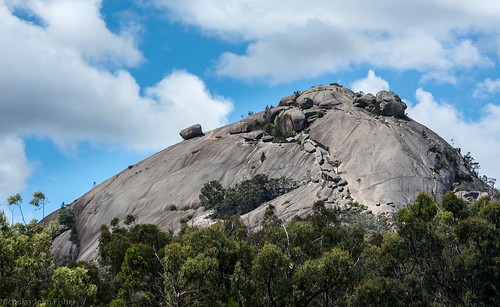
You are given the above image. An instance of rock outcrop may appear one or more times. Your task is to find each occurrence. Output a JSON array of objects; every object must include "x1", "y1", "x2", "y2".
[
  {"x1": 229, "y1": 121, "x2": 250, "y2": 134},
  {"x1": 353, "y1": 91, "x2": 406, "y2": 118},
  {"x1": 278, "y1": 109, "x2": 306, "y2": 134},
  {"x1": 376, "y1": 91, "x2": 407, "y2": 117},
  {"x1": 180, "y1": 124, "x2": 203, "y2": 140},
  {"x1": 45, "y1": 84, "x2": 489, "y2": 262}
]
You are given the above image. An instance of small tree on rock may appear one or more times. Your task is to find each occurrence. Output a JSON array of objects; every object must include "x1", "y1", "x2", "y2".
[{"x1": 7, "y1": 193, "x2": 25, "y2": 225}]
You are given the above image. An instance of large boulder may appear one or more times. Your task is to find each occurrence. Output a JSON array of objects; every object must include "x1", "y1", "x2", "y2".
[
  {"x1": 230, "y1": 122, "x2": 251, "y2": 134},
  {"x1": 279, "y1": 94, "x2": 296, "y2": 106},
  {"x1": 241, "y1": 130, "x2": 265, "y2": 141},
  {"x1": 353, "y1": 93, "x2": 376, "y2": 108},
  {"x1": 298, "y1": 97, "x2": 314, "y2": 110},
  {"x1": 376, "y1": 91, "x2": 407, "y2": 118},
  {"x1": 297, "y1": 85, "x2": 355, "y2": 108},
  {"x1": 180, "y1": 124, "x2": 204, "y2": 140},
  {"x1": 277, "y1": 109, "x2": 306, "y2": 134}
]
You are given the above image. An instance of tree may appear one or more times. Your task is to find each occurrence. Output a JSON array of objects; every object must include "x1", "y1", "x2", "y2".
[
  {"x1": 293, "y1": 247, "x2": 353, "y2": 306},
  {"x1": 0, "y1": 213, "x2": 57, "y2": 301},
  {"x1": 7, "y1": 193, "x2": 26, "y2": 225},
  {"x1": 114, "y1": 246, "x2": 154, "y2": 306},
  {"x1": 251, "y1": 243, "x2": 291, "y2": 306},
  {"x1": 463, "y1": 151, "x2": 480, "y2": 175},
  {"x1": 124, "y1": 214, "x2": 136, "y2": 226},
  {"x1": 58, "y1": 207, "x2": 79, "y2": 245},
  {"x1": 199, "y1": 180, "x2": 225, "y2": 209},
  {"x1": 262, "y1": 204, "x2": 281, "y2": 228},
  {"x1": 309, "y1": 200, "x2": 337, "y2": 229},
  {"x1": 58, "y1": 207, "x2": 76, "y2": 227},
  {"x1": 46, "y1": 266, "x2": 97, "y2": 306},
  {"x1": 30, "y1": 191, "x2": 47, "y2": 219},
  {"x1": 350, "y1": 276, "x2": 405, "y2": 306},
  {"x1": 440, "y1": 191, "x2": 467, "y2": 219}
]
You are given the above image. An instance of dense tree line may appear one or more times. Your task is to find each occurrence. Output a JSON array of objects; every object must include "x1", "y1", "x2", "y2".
[{"x1": 1, "y1": 190, "x2": 499, "y2": 306}]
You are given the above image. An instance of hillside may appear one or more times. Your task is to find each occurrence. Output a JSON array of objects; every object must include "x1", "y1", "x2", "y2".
[{"x1": 44, "y1": 84, "x2": 488, "y2": 262}]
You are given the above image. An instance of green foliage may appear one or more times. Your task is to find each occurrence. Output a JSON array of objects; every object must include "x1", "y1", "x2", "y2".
[
  {"x1": 309, "y1": 200, "x2": 337, "y2": 229},
  {"x1": 479, "y1": 200, "x2": 500, "y2": 227},
  {"x1": 98, "y1": 223, "x2": 170, "y2": 278},
  {"x1": 464, "y1": 151, "x2": 481, "y2": 175},
  {"x1": 58, "y1": 207, "x2": 76, "y2": 228},
  {"x1": 3, "y1": 185, "x2": 500, "y2": 305},
  {"x1": 7, "y1": 193, "x2": 26, "y2": 225},
  {"x1": 200, "y1": 174, "x2": 299, "y2": 219},
  {"x1": 252, "y1": 243, "x2": 291, "y2": 305},
  {"x1": 400, "y1": 192, "x2": 437, "y2": 222},
  {"x1": 98, "y1": 223, "x2": 171, "y2": 305},
  {"x1": 124, "y1": 214, "x2": 136, "y2": 225},
  {"x1": 441, "y1": 191, "x2": 468, "y2": 219},
  {"x1": 262, "y1": 204, "x2": 281, "y2": 228},
  {"x1": 260, "y1": 151, "x2": 266, "y2": 162},
  {"x1": 30, "y1": 191, "x2": 47, "y2": 219},
  {"x1": 199, "y1": 180, "x2": 226, "y2": 209},
  {"x1": 46, "y1": 266, "x2": 97, "y2": 306},
  {"x1": 179, "y1": 214, "x2": 193, "y2": 225},
  {"x1": 259, "y1": 117, "x2": 296, "y2": 143},
  {"x1": 59, "y1": 207, "x2": 79, "y2": 245},
  {"x1": 0, "y1": 211, "x2": 57, "y2": 302},
  {"x1": 115, "y1": 246, "x2": 155, "y2": 306},
  {"x1": 163, "y1": 224, "x2": 240, "y2": 306},
  {"x1": 293, "y1": 247, "x2": 353, "y2": 305}
]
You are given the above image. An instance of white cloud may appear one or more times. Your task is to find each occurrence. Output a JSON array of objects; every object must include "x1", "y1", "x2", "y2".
[
  {"x1": 155, "y1": 0, "x2": 498, "y2": 83},
  {"x1": 0, "y1": 136, "x2": 32, "y2": 201},
  {"x1": 474, "y1": 78, "x2": 500, "y2": 98},
  {"x1": 0, "y1": 1, "x2": 233, "y2": 150},
  {"x1": 351, "y1": 70, "x2": 389, "y2": 95},
  {"x1": 407, "y1": 88, "x2": 500, "y2": 182},
  {"x1": 0, "y1": 1, "x2": 234, "y2": 198},
  {"x1": 5, "y1": 0, "x2": 142, "y2": 67}
]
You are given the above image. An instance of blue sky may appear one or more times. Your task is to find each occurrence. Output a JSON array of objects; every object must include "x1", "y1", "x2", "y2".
[{"x1": 1, "y1": 0, "x2": 500, "y2": 223}]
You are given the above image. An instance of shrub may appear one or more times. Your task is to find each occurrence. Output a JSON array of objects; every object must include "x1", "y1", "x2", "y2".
[
  {"x1": 59, "y1": 207, "x2": 76, "y2": 228},
  {"x1": 124, "y1": 214, "x2": 136, "y2": 225}
]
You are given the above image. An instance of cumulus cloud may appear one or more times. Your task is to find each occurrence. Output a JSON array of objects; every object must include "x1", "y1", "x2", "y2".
[
  {"x1": 0, "y1": 1, "x2": 233, "y2": 198},
  {"x1": 474, "y1": 78, "x2": 500, "y2": 98},
  {"x1": 0, "y1": 136, "x2": 32, "y2": 202},
  {"x1": 5, "y1": 0, "x2": 143, "y2": 67},
  {"x1": 0, "y1": 1, "x2": 233, "y2": 149},
  {"x1": 407, "y1": 89, "x2": 500, "y2": 182},
  {"x1": 155, "y1": 0, "x2": 498, "y2": 83},
  {"x1": 351, "y1": 70, "x2": 389, "y2": 95}
]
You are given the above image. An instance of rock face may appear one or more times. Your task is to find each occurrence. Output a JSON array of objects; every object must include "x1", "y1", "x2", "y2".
[
  {"x1": 353, "y1": 93, "x2": 375, "y2": 108},
  {"x1": 180, "y1": 124, "x2": 203, "y2": 140},
  {"x1": 45, "y1": 84, "x2": 489, "y2": 262}
]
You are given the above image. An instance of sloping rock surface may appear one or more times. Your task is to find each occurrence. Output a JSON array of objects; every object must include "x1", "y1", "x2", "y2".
[{"x1": 45, "y1": 85, "x2": 488, "y2": 262}]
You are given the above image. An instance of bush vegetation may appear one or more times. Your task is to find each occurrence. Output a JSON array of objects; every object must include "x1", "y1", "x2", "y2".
[
  {"x1": 1, "y1": 190, "x2": 500, "y2": 305},
  {"x1": 199, "y1": 174, "x2": 299, "y2": 218}
]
